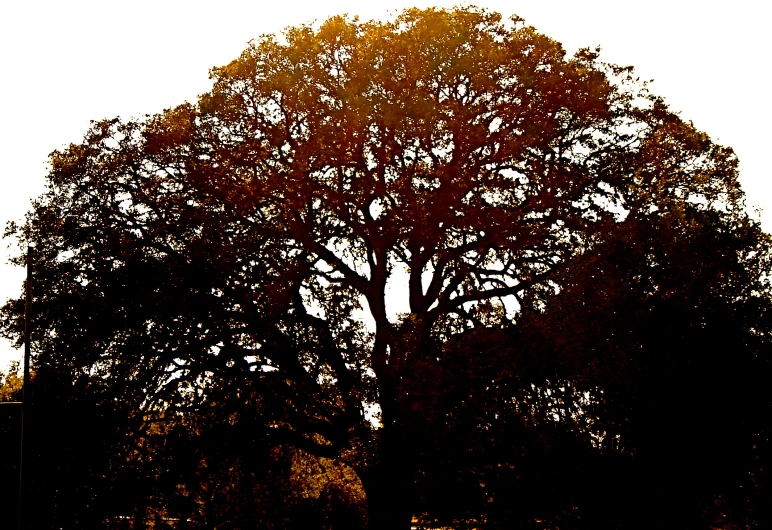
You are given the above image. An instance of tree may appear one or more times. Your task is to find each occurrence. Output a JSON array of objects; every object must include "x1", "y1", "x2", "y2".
[
  {"x1": 0, "y1": 361, "x2": 143, "y2": 529},
  {"x1": 0, "y1": 365, "x2": 23, "y2": 529},
  {"x1": 409, "y1": 205, "x2": 772, "y2": 528},
  {"x1": 524, "y1": 205, "x2": 772, "y2": 528},
  {"x1": 1, "y1": 6, "x2": 752, "y2": 528}
]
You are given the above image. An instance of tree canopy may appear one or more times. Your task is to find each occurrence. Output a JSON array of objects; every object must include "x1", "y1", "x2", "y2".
[{"x1": 2, "y1": 6, "x2": 769, "y2": 529}]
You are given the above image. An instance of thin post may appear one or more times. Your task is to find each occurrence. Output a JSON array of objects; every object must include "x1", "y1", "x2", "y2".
[{"x1": 18, "y1": 245, "x2": 31, "y2": 530}]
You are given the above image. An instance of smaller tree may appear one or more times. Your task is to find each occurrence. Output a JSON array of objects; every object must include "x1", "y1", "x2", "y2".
[
  {"x1": 501, "y1": 205, "x2": 772, "y2": 528},
  {"x1": 0, "y1": 365, "x2": 23, "y2": 529}
]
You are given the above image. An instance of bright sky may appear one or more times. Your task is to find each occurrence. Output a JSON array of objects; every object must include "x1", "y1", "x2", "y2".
[{"x1": 0, "y1": 0, "x2": 769, "y2": 370}]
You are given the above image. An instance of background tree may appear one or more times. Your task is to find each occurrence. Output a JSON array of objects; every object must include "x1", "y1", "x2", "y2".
[
  {"x1": 409, "y1": 203, "x2": 772, "y2": 528},
  {"x1": 525, "y1": 204, "x2": 772, "y2": 529},
  {"x1": 1, "y1": 6, "x2": 758, "y2": 529},
  {"x1": 0, "y1": 362, "x2": 140, "y2": 529},
  {"x1": 0, "y1": 365, "x2": 23, "y2": 529}
]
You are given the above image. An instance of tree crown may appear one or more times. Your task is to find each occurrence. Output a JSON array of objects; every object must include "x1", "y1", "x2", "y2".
[{"x1": 1, "y1": 0, "x2": 750, "y2": 481}]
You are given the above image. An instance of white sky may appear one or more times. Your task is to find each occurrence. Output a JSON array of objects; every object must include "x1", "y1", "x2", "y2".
[{"x1": 0, "y1": 0, "x2": 769, "y2": 369}]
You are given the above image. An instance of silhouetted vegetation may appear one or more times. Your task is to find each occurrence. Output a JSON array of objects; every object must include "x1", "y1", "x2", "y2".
[{"x1": 1, "y1": 6, "x2": 770, "y2": 529}]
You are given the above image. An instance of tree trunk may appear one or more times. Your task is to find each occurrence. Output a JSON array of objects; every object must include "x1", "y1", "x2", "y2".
[
  {"x1": 360, "y1": 424, "x2": 416, "y2": 530},
  {"x1": 361, "y1": 464, "x2": 414, "y2": 530},
  {"x1": 133, "y1": 505, "x2": 146, "y2": 530}
]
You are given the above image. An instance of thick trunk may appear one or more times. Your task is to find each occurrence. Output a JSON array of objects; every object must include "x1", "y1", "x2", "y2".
[
  {"x1": 361, "y1": 461, "x2": 415, "y2": 530},
  {"x1": 360, "y1": 424, "x2": 416, "y2": 530},
  {"x1": 360, "y1": 310, "x2": 427, "y2": 529},
  {"x1": 133, "y1": 506, "x2": 146, "y2": 530}
]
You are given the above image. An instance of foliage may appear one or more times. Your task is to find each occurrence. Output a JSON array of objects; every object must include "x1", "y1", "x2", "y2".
[
  {"x1": 1, "y1": 6, "x2": 766, "y2": 529},
  {"x1": 411, "y1": 206, "x2": 772, "y2": 528}
]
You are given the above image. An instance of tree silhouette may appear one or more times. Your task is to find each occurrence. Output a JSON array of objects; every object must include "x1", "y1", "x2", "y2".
[
  {"x1": 409, "y1": 206, "x2": 772, "y2": 528},
  {"x1": 1, "y1": 6, "x2": 760, "y2": 528}
]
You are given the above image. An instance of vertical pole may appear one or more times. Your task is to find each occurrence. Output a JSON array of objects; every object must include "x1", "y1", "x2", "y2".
[{"x1": 18, "y1": 245, "x2": 31, "y2": 530}]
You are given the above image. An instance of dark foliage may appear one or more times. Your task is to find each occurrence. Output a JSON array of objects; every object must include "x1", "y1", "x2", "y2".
[{"x1": 1, "y1": 6, "x2": 769, "y2": 529}]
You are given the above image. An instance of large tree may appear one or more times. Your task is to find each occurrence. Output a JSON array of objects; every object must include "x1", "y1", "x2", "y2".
[{"x1": 2, "y1": 6, "x2": 753, "y2": 528}]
